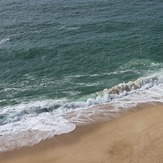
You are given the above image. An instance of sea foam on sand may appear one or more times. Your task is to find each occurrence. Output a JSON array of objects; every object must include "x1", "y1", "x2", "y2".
[
  {"x1": 1, "y1": 103, "x2": 163, "y2": 163},
  {"x1": 0, "y1": 74, "x2": 163, "y2": 151}
]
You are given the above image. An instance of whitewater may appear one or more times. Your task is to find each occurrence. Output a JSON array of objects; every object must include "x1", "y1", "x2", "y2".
[
  {"x1": 0, "y1": 0, "x2": 163, "y2": 151},
  {"x1": 0, "y1": 71, "x2": 163, "y2": 151}
]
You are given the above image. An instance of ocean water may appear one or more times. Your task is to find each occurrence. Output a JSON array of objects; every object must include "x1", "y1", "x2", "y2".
[{"x1": 0, "y1": 0, "x2": 163, "y2": 150}]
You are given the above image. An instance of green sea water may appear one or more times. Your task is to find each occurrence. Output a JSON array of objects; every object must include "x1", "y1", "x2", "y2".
[
  {"x1": 0, "y1": 0, "x2": 163, "y2": 145},
  {"x1": 0, "y1": 0, "x2": 163, "y2": 106}
]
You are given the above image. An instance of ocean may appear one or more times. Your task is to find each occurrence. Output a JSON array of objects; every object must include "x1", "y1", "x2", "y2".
[{"x1": 0, "y1": 0, "x2": 163, "y2": 150}]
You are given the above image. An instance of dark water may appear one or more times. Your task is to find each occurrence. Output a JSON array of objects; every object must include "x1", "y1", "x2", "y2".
[{"x1": 0, "y1": 0, "x2": 163, "y2": 146}]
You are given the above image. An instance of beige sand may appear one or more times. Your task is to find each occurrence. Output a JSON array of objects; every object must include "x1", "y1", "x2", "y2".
[{"x1": 1, "y1": 104, "x2": 163, "y2": 163}]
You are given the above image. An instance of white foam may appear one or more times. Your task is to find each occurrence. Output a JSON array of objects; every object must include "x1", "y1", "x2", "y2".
[
  {"x1": 0, "y1": 98, "x2": 76, "y2": 151},
  {"x1": 67, "y1": 69, "x2": 139, "y2": 78},
  {"x1": 0, "y1": 113, "x2": 75, "y2": 135},
  {"x1": 0, "y1": 73, "x2": 163, "y2": 151},
  {"x1": 58, "y1": 25, "x2": 79, "y2": 31},
  {"x1": 1, "y1": 99, "x2": 67, "y2": 115},
  {"x1": 0, "y1": 38, "x2": 9, "y2": 45},
  {"x1": 66, "y1": 73, "x2": 163, "y2": 124}
]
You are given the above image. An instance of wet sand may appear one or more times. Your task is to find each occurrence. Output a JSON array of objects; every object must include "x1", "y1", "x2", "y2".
[{"x1": 1, "y1": 103, "x2": 163, "y2": 163}]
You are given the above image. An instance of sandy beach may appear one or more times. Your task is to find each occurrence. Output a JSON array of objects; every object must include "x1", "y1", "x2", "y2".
[{"x1": 1, "y1": 103, "x2": 163, "y2": 163}]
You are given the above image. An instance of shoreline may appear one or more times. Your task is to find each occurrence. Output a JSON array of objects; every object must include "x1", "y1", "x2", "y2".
[{"x1": 1, "y1": 102, "x2": 163, "y2": 163}]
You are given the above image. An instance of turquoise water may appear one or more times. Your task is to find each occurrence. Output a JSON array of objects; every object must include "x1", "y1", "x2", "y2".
[{"x1": 0, "y1": 0, "x2": 163, "y2": 149}]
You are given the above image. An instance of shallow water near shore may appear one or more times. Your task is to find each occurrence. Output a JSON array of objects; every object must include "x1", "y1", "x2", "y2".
[{"x1": 0, "y1": 0, "x2": 163, "y2": 151}]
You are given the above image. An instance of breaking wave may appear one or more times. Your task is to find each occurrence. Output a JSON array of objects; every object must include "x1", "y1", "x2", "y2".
[{"x1": 0, "y1": 73, "x2": 163, "y2": 151}]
